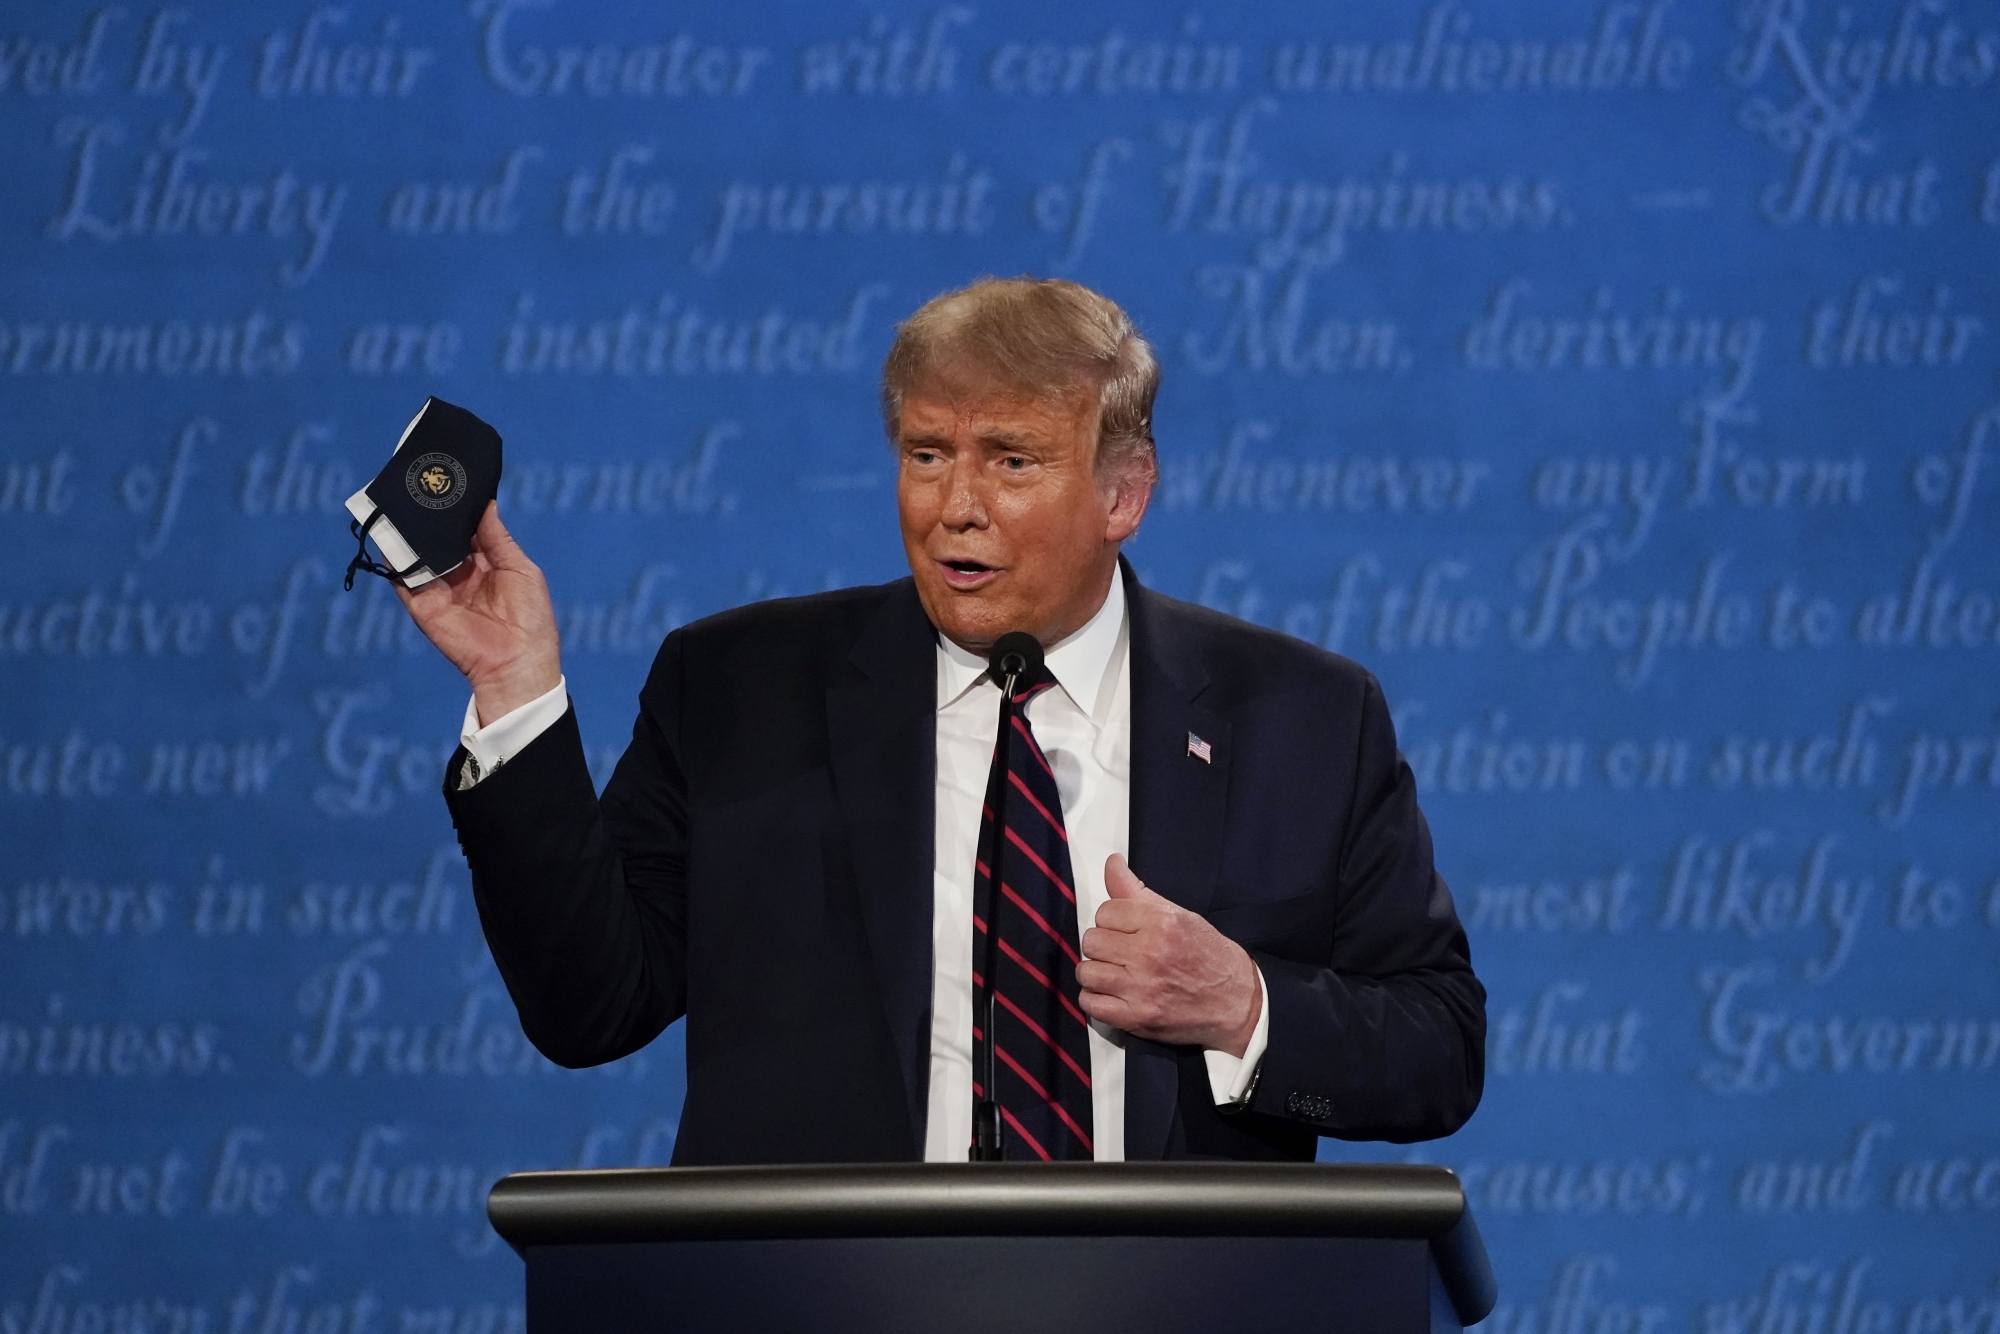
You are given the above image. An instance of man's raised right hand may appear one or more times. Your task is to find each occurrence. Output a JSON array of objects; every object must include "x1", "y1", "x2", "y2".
[{"x1": 395, "y1": 501, "x2": 563, "y2": 726}]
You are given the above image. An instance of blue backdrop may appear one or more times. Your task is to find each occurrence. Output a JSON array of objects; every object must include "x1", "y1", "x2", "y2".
[{"x1": 3, "y1": 0, "x2": 1997, "y2": 1324}]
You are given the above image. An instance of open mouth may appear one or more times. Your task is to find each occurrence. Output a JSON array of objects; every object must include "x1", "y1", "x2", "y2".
[{"x1": 938, "y1": 558, "x2": 999, "y2": 588}]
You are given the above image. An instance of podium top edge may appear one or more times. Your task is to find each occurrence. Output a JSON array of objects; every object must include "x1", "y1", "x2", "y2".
[{"x1": 486, "y1": 1162, "x2": 1465, "y2": 1249}]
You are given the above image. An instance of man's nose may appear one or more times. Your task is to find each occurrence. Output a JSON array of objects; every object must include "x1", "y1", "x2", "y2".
[{"x1": 939, "y1": 455, "x2": 989, "y2": 530}]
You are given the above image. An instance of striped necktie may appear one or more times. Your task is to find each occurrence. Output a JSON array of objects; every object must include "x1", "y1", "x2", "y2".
[{"x1": 972, "y1": 668, "x2": 1095, "y2": 1161}]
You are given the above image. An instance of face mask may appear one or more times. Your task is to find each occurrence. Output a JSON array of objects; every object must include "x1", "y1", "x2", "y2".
[{"x1": 343, "y1": 397, "x2": 503, "y2": 590}]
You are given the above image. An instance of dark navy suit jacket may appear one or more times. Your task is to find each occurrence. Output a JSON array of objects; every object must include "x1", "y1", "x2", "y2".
[{"x1": 444, "y1": 562, "x2": 1484, "y2": 1164}]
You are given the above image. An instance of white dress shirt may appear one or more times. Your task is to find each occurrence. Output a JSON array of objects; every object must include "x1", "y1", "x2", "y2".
[
  {"x1": 458, "y1": 679, "x2": 570, "y2": 787},
  {"x1": 456, "y1": 576, "x2": 1268, "y2": 1159}
]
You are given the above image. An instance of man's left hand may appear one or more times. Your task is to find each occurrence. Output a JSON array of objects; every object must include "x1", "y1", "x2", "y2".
[{"x1": 1077, "y1": 855, "x2": 1262, "y2": 1055}]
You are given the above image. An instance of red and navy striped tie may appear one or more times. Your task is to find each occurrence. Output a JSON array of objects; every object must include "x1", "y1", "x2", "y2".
[{"x1": 973, "y1": 670, "x2": 1095, "y2": 1161}]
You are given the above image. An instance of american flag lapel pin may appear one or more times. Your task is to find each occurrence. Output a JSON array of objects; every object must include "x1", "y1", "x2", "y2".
[{"x1": 1187, "y1": 733, "x2": 1212, "y2": 764}]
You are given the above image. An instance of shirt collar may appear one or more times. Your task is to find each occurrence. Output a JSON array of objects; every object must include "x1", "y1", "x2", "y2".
[{"x1": 937, "y1": 571, "x2": 1127, "y2": 720}]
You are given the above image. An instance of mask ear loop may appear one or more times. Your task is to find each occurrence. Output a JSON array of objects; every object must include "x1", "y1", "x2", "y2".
[{"x1": 344, "y1": 511, "x2": 426, "y2": 590}]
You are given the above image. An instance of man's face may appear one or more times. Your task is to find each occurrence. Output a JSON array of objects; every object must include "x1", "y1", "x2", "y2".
[{"x1": 895, "y1": 379, "x2": 1150, "y2": 655}]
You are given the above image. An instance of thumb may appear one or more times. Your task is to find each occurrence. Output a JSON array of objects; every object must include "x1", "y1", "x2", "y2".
[
  {"x1": 1104, "y1": 854, "x2": 1157, "y2": 901},
  {"x1": 473, "y1": 501, "x2": 529, "y2": 568}
]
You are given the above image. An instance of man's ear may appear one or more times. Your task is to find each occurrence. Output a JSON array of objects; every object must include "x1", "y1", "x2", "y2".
[{"x1": 1103, "y1": 461, "x2": 1154, "y2": 544}]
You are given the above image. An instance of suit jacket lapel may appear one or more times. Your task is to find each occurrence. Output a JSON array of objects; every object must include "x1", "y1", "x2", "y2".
[
  {"x1": 825, "y1": 580, "x2": 938, "y2": 1153},
  {"x1": 1123, "y1": 558, "x2": 1231, "y2": 1160}
]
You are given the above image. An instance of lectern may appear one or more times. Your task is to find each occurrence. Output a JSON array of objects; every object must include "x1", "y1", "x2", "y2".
[{"x1": 488, "y1": 1162, "x2": 1497, "y2": 1334}]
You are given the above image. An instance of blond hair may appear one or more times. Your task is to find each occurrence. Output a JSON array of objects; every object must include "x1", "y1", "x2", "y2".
[{"x1": 880, "y1": 277, "x2": 1159, "y2": 479}]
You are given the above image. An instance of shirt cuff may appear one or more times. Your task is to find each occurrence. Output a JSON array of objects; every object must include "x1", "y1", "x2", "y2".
[
  {"x1": 1203, "y1": 965, "x2": 1270, "y2": 1107},
  {"x1": 457, "y1": 677, "x2": 568, "y2": 789}
]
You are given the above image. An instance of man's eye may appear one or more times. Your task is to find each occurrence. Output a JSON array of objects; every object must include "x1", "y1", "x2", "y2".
[{"x1": 1001, "y1": 456, "x2": 1030, "y2": 471}]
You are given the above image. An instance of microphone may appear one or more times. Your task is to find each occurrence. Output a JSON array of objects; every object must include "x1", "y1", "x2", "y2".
[
  {"x1": 971, "y1": 631, "x2": 1044, "y2": 1162},
  {"x1": 989, "y1": 631, "x2": 1043, "y2": 701}
]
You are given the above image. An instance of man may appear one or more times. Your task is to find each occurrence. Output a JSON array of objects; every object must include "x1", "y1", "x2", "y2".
[{"x1": 403, "y1": 277, "x2": 1483, "y2": 1164}]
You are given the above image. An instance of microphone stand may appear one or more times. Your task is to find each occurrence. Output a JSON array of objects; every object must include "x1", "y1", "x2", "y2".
[{"x1": 970, "y1": 655, "x2": 1022, "y2": 1163}]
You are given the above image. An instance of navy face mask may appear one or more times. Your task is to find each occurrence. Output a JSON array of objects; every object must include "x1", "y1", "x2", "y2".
[{"x1": 343, "y1": 397, "x2": 503, "y2": 590}]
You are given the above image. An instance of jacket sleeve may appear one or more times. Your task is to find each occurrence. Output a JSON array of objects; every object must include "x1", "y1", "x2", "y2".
[
  {"x1": 443, "y1": 633, "x2": 691, "y2": 1069},
  {"x1": 1239, "y1": 673, "x2": 1486, "y2": 1142}
]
